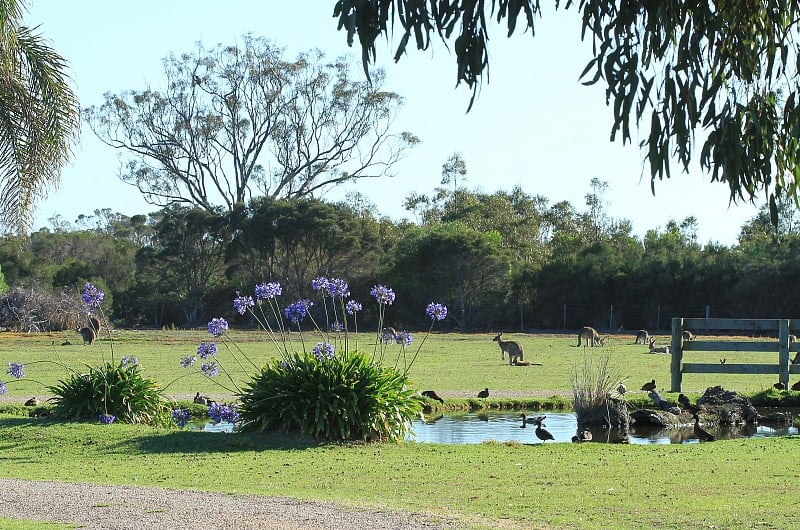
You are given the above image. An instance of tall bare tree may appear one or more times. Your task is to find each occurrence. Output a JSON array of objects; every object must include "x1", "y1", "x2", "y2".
[
  {"x1": 0, "y1": 0, "x2": 80, "y2": 233},
  {"x1": 84, "y1": 34, "x2": 418, "y2": 212}
]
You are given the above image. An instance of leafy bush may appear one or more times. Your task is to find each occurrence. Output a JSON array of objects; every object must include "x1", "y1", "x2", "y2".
[
  {"x1": 238, "y1": 351, "x2": 420, "y2": 442},
  {"x1": 48, "y1": 361, "x2": 169, "y2": 426}
]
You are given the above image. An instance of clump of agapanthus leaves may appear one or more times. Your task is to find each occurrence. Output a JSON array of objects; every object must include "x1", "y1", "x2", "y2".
[
  {"x1": 1, "y1": 282, "x2": 170, "y2": 426},
  {"x1": 181, "y1": 276, "x2": 447, "y2": 442}
]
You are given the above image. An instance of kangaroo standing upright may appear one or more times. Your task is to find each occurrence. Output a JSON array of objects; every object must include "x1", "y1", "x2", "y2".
[
  {"x1": 493, "y1": 332, "x2": 524, "y2": 365},
  {"x1": 577, "y1": 326, "x2": 605, "y2": 347}
]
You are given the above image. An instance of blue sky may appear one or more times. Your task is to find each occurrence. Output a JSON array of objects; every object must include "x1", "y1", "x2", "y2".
[{"x1": 25, "y1": 1, "x2": 761, "y2": 245}]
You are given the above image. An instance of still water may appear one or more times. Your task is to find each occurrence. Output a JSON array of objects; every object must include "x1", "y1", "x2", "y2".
[
  {"x1": 192, "y1": 411, "x2": 799, "y2": 444},
  {"x1": 408, "y1": 411, "x2": 799, "y2": 445}
]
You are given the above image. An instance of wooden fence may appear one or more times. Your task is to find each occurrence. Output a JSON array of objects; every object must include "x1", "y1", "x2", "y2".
[{"x1": 669, "y1": 318, "x2": 800, "y2": 392}]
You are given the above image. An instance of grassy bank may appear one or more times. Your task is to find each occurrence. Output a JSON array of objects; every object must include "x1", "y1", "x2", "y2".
[
  {"x1": 0, "y1": 330, "x2": 798, "y2": 528},
  {"x1": 0, "y1": 417, "x2": 796, "y2": 529}
]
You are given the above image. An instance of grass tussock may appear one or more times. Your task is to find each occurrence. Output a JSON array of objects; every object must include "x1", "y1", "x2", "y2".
[{"x1": 570, "y1": 350, "x2": 628, "y2": 427}]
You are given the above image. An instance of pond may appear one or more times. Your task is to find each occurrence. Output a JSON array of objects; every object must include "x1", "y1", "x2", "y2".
[
  {"x1": 192, "y1": 410, "x2": 799, "y2": 444},
  {"x1": 408, "y1": 410, "x2": 799, "y2": 445}
]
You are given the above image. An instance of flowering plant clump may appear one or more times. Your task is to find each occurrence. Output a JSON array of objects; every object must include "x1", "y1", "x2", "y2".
[
  {"x1": 0, "y1": 282, "x2": 170, "y2": 426},
  {"x1": 182, "y1": 276, "x2": 447, "y2": 442}
]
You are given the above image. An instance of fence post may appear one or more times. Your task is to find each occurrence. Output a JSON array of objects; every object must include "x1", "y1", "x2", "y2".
[
  {"x1": 779, "y1": 319, "x2": 790, "y2": 388},
  {"x1": 705, "y1": 305, "x2": 710, "y2": 318},
  {"x1": 609, "y1": 304, "x2": 613, "y2": 330},
  {"x1": 563, "y1": 304, "x2": 567, "y2": 330},
  {"x1": 670, "y1": 317, "x2": 684, "y2": 392}
]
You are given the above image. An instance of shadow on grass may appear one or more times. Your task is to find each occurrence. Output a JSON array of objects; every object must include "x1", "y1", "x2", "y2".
[{"x1": 115, "y1": 429, "x2": 324, "y2": 454}]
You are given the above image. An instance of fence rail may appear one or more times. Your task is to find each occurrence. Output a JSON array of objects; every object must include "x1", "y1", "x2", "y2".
[{"x1": 670, "y1": 318, "x2": 800, "y2": 392}]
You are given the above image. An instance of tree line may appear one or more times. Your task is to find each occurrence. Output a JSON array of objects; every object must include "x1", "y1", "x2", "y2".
[{"x1": 1, "y1": 179, "x2": 798, "y2": 333}]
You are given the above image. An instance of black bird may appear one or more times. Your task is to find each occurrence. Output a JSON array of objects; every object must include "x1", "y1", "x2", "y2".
[
  {"x1": 193, "y1": 392, "x2": 214, "y2": 405},
  {"x1": 530, "y1": 416, "x2": 554, "y2": 443},
  {"x1": 477, "y1": 388, "x2": 489, "y2": 399},
  {"x1": 612, "y1": 433, "x2": 630, "y2": 444},
  {"x1": 720, "y1": 358, "x2": 727, "y2": 364},
  {"x1": 192, "y1": 74, "x2": 202, "y2": 86},
  {"x1": 791, "y1": 380, "x2": 800, "y2": 391},
  {"x1": 693, "y1": 413, "x2": 715, "y2": 442},
  {"x1": 571, "y1": 429, "x2": 592, "y2": 443},
  {"x1": 677, "y1": 393, "x2": 699, "y2": 414},
  {"x1": 421, "y1": 390, "x2": 444, "y2": 404},
  {"x1": 519, "y1": 413, "x2": 546, "y2": 428},
  {"x1": 640, "y1": 379, "x2": 656, "y2": 392},
  {"x1": 24, "y1": 397, "x2": 37, "y2": 407},
  {"x1": 773, "y1": 382, "x2": 786, "y2": 391}
]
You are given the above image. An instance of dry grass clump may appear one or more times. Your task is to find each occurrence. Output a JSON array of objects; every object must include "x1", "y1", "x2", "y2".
[{"x1": 570, "y1": 350, "x2": 628, "y2": 428}]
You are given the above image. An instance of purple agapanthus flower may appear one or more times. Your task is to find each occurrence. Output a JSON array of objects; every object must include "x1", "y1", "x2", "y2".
[
  {"x1": 233, "y1": 293, "x2": 255, "y2": 315},
  {"x1": 396, "y1": 330, "x2": 413, "y2": 346},
  {"x1": 99, "y1": 413, "x2": 115, "y2": 424},
  {"x1": 326, "y1": 278, "x2": 350, "y2": 298},
  {"x1": 7, "y1": 362, "x2": 24, "y2": 379},
  {"x1": 330, "y1": 321, "x2": 344, "y2": 332},
  {"x1": 345, "y1": 300, "x2": 362, "y2": 315},
  {"x1": 172, "y1": 408, "x2": 191, "y2": 428},
  {"x1": 425, "y1": 302, "x2": 448, "y2": 321},
  {"x1": 311, "y1": 276, "x2": 330, "y2": 292},
  {"x1": 201, "y1": 362, "x2": 219, "y2": 377},
  {"x1": 207, "y1": 317, "x2": 228, "y2": 337},
  {"x1": 284, "y1": 300, "x2": 312, "y2": 324},
  {"x1": 254, "y1": 282, "x2": 282, "y2": 301},
  {"x1": 370, "y1": 284, "x2": 396, "y2": 305},
  {"x1": 180, "y1": 355, "x2": 197, "y2": 368},
  {"x1": 0, "y1": 381, "x2": 6, "y2": 395},
  {"x1": 120, "y1": 356, "x2": 139, "y2": 368},
  {"x1": 197, "y1": 342, "x2": 218, "y2": 359},
  {"x1": 208, "y1": 402, "x2": 240, "y2": 424},
  {"x1": 312, "y1": 341, "x2": 335, "y2": 361},
  {"x1": 81, "y1": 282, "x2": 105, "y2": 308}
]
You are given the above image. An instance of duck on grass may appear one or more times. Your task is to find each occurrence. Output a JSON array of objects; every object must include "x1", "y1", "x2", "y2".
[{"x1": 177, "y1": 277, "x2": 448, "y2": 442}]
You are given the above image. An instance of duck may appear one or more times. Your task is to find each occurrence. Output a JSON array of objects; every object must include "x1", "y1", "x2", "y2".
[
  {"x1": 519, "y1": 413, "x2": 546, "y2": 428},
  {"x1": 530, "y1": 416, "x2": 554, "y2": 443},
  {"x1": 640, "y1": 379, "x2": 656, "y2": 392},
  {"x1": 612, "y1": 433, "x2": 630, "y2": 444},
  {"x1": 477, "y1": 388, "x2": 489, "y2": 399},
  {"x1": 773, "y1": 382, "x2": 786, "y2": 391},
  {"x1": 791, "y1": 380, "x2": 800, "y2": 391},
  {"x1": 24, "y1": 397, "x2": 38, "y2": 407},
  {"x1": 421, "y1": 390, "x2": 444, "y2": 404},
  {"x1": 193, "y1": 392, "x2": 211, "y2": 405},
  {"x1": 571, "y1": 429, "x2": 592, "y2": 443},
  {"x1": 692, "y1": 413, "x2": 715, "y2": 442},
  {"x1": 677, "y1": 393, "x2": 698, "y2": 413}
]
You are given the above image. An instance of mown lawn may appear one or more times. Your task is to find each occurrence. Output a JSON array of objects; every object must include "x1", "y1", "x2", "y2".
[{"x1": 0, "y1": 329, "x2": 797, "y2": 529}]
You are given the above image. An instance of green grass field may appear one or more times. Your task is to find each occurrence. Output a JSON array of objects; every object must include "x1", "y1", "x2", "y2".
[
  {"x1": 1, "y1": 329, "x2": 791, "y2": 399},
  {"x1": 0, "y1": 330, "x2": 798, "y2": 529}
]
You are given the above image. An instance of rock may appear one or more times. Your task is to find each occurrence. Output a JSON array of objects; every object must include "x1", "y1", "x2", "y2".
[{"x1": 697, "y1": 386, "x2": 759, "y2": 425}]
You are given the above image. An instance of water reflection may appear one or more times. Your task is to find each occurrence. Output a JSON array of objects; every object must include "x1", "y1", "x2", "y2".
[{"x1": 408, "y1": 411, "x2": 799, "y2": 445}]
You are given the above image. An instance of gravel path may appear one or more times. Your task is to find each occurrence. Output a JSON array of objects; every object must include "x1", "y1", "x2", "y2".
[{"x1": 0, "y1": 479, "x2": 460, "y2": 529}]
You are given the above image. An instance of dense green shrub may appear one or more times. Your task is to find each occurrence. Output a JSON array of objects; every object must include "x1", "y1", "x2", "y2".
[
  {"x1": 238, "y1": 352, "x2": 421, "y2": 442},
  {"x1": 48, "y1": 361, "x2": 169, "y2": 426}
]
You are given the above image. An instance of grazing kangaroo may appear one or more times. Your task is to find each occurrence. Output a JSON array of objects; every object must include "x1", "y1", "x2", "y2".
[
  {"x1": 577, "y1": 326, "x2": 605, "y2": 347},
  {"x1": 648, "y1": 339, "x2": 670, "y2": 354},
  {"x1": 493, "y1": 332, "x2": 524, "y2": 365},
  {"x1": 77, "y1": 326, "x2": 96, "y2": 345},
  {"x1": 682, "y1": 330, "x2": 695, "y2": 341},
  {"x1": 634, "y1": 330, "x2": 650, "y2": 344}
]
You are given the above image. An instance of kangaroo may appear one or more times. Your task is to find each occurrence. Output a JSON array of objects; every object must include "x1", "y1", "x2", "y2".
[
  {"x1": 648, "y1": 338, "x2": 670, "y2": 354},
  {"x1": 77, "y1": 326, "x2": 96, "y2": 345},
  {"x1": 493, "y1": 332, "x2": 524, "y2": 365},
  {"x1": 682, "y1": 330, "x2": 695, "y2": 341},
  {"x1": 634, "y1": 330, "x2": 650, "y2": 344},
  {"x1": 577, "y1": 326, "x2": 605, "y2": 347}
]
